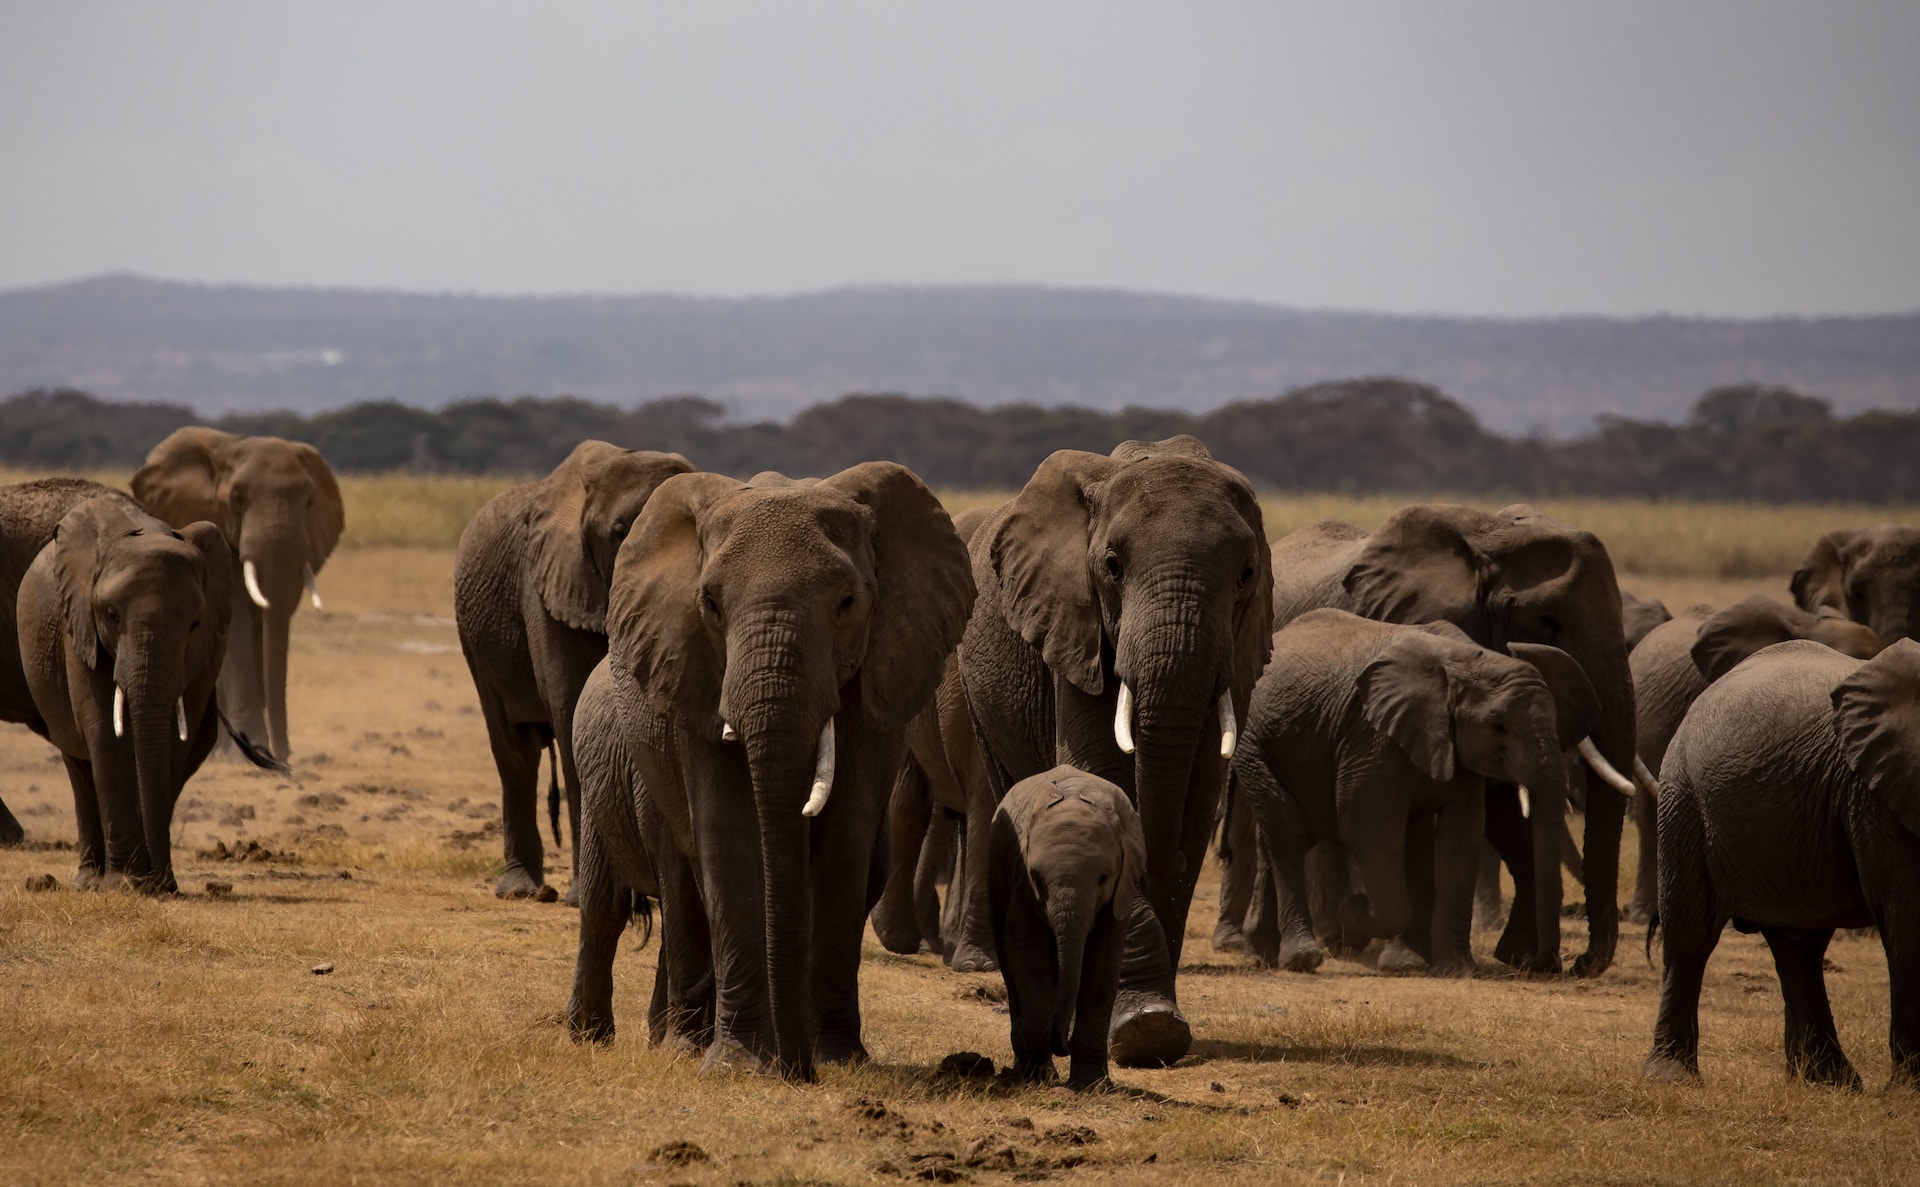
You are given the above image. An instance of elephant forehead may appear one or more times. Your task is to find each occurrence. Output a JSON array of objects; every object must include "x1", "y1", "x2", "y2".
[
  {"x1": 1853, "y1": 526, "x2": 1920, "y2": 568},
  {"x1": 702, "y1": 492, "x2": 871, "y2": 568},
  {"x1": 1099, "y1": 466, "x2": 1252, "y2": 535},
  {"x1": 96, "y1": 536, "x2": 203, "y2": 589}
]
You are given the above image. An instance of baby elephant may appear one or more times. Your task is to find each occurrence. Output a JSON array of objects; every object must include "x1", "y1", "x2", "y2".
[{"x1": 989, "y1": 765, "x2": 1145, "y2": 1089}]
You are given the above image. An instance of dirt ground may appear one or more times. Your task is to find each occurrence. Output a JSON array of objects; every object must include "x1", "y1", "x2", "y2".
[{"x1": 2, "y1": 552, "x2": 1916, "y2": 1185}]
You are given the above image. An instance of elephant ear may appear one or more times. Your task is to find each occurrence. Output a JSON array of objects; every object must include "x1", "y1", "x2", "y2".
[
  {"x1": 1508, "y1": 641, "x2": 1599, "y2": 750},
  {"x1": 1358, "y1": 632, "x2": 1456, "y2": 782},
  {"x1": 179, "y1": 521, "x2": 234, "y2": 677},
  {"x1": 606, "y1": 471, "x2": 743, "y2": 722},
  {"x1": 1691, "y1": 595, "x2": 1798, "y2": 683},
  {"x1": 987, "y1": 450, "x2": 1118, "y2": 695},
  {"x1": 132, "y1": 426, "x2": 236, "y2": 532},
  {"x1": 1791, "y1": 530, "x2": 1855, "y2": 614},
  {"x1": 1831, "y1": 638, "x2": 1920, "y2": 836},
  {"x1": 1343, "y1": 505, "x2": 1487, "y2": 633},
  {"x1": 51, "y1": 499, "x2": 118, "y2": 668},
  {"x1": 530, "y1": 440, "x2": 627, "y2": 632},
  {"x1": 1227, "y1": 468, "x2": 1275, "y2": 708},
  {"x1": 824, "y1": 462, "x2": 977, "y2": 726},
  {"x1": 294, "y1": 442, "x2": 345, "y2": 571}
]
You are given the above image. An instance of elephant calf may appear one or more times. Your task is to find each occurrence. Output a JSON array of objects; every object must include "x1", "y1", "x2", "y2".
[
  {"x1": 1646, "y1": 639, "x2": 1920, "y2": 1088},
  {"x1": 989, "y1": 765, "x2": 1144, "y2": 1089}
]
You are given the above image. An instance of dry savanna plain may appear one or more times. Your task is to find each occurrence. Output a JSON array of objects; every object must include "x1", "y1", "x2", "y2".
[{"x1": 4, "y1": 471, "x2": 1919, "y2": 1185}]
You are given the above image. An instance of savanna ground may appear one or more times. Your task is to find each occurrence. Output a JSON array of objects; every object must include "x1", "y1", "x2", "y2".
[{"x1": 3, "y1": 473, "x2": 1918, "y2": 1185}]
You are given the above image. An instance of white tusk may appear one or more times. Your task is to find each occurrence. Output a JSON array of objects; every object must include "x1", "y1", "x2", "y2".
[
  {"x1": 244, "y1": 560, "x2": 270, "y2": 609},
  {"x1": 721, "y1": 720, "x2": 736, "y2": 743},
  {"x1": 1114, "y1": 682, "x2": 1136, "y2": 755},
  {"x1": 1218, "y1": 689, "x2": 1238, "y2": 759},
  {"x1": 1577, "y1": 737, "x2": 1636, "y2": 796},
  {"x1": 303, "y1": 563, "x2": 323, "y2": 612},
  {"x1": 1633, "y1": 755, "x2": 1661, "y2": 800},
  {"x1": 801, "y1": 720, "x2": 835, "y2": 816},
  {"x1": 113, "y1": 684, "x2": 125, "y2": 738},
  {"x1": 176, "y1": 697, "x2": 189, "y2": 741},
  {"x1": 1518, "y1": 784, "x2": 1531, "y2": 819}
]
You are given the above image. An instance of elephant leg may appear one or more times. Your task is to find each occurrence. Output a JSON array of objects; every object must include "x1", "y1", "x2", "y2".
[
  {"x1": 1643, "y1": 794, "x2": 1719, "y2": 1082},
  {"x1": 554, "y1": 709, "x2": 585, "y2": 905},
  {"x1": 1241, "y1": 758, "x2": 1322, "y2": 973},
  {"x1": 999, "y1": 888, "x2": 1058, "y2": 1083},
  {"x1": 1396, "y1": 810, "x2": 1437, "y2": 966},
  {"x1": 808, "y1": 747, "x2": 899, "y2": 1066},
  {"x1": 1242, "y1": 850, "x2": 1282, "y2": 965},
  {"x1": 1628, "y1": 782, "x2": 1659, "y2": 925},
  {"x1": 1485, "y1": 781, "x2": 1542, "y2": 970},
  {"x1": 656, "y1": 845, "x2": 716, "y2": 1053},
  {"x1": 948, "y1": 769, "x2": 999, "y2": 973},
  {"x1": 565, "y1": 822, "x2": 627, "y2": 1044},
  {"x1": 1343, "y1": 827, "x2": 1414, "y2": 961},
  {"x1": 0, "y1": 794, "x2": 22, "y2": 847},
  {"x1": 1473, "y1": 840, "x2": 1507, "y2": 933},
  {"x1": 1763, "y1": 927, "x2": 1858, "y2": 1088},
  {"x1": 64, "y1": 755, "x2": 106, "y2": 887},
  {"x1": 872, "y1": 761, "x2": 931, "y2": 955},
  {"x1": 1308, "y1": 842, "x2": 1355, "y2": 952},
  {"x1": 915, "y1": 808, "x2": 957, "y2": 959},
  {"x1": 1887, "y1": 925, "x2": 1920, "y2": 1087},
  {"x1": 1068, "y1": 910, "x2": 1124, "y2": 1090},
  {"x1": 1212, "y1": 782, "x2": 1257, "y2": 953},
  {"x1": 1429, "y1": 797, "x2": 1484, "y2": 976},
  {"x1": 478, "y1": 690, "x2": 548, "y2": 899},
  {"x1": 1573, "y1": 780, "x2": 1625, "y2": 978}
]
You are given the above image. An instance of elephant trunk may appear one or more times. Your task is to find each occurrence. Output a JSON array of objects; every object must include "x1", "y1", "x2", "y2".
[
  {"x1": 1572, "y1": 641, "x2": 1635, "y2": 976},
  {"x1": 1520, "y1": 736, "x2": 1571, "y2": 971},
  {"x1": 238, "y1": 516, "x2": 306, "y2": 761},
  {"x1": 1047, "y1": 893, "x2": 1092, "y2": 1055},
  {"x1": 119, "y1": 656, "x2": 181, "y2": 892},
  {"x1": 1125, "y1": 648, "x2": 1221, "y2": 969}
]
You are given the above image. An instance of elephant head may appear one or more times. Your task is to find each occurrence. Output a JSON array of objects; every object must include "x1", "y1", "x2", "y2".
[
  {"x1": 1692, "y1": 594, "x2": 1883, "y2": 684},
  {"x1": 607, "y1": 463, "x2": 973, "y2": 1078},
  {"x1": 1832, "y1": 638, "x2": 1920, "y2": 837},
  {"x1": 984, "y1": 436, "x2": 1271, "y2": 960},
  {"x1": 51, "y1": 495, "x2": 232, "y2": 887},
  {"x1": 133, "y1": 427, "x2": 344, "y2": 761},
  {"x1": 1621, "y1": 591, "x2": 1673, "y2": 653},
  {"x1": 528, "y1": 441, "x2": 693, "y2": 632},
  {"x1": 1791, "y1": 526, "x2": 1920, "y2": 645}
]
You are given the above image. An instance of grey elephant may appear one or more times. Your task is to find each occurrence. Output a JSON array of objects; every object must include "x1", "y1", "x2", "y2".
[
  {"x1": 564, "y1": 464, "x2": 974, "y2": 1079},
  {"x1": 1227, "y1": 503, "x2": 1642, "y2": 977},
  {"x1": 1792, "y1": 524, "x2": 1920, "y2": 644},
  {"x1": 133, "y1": 428, "x2": 345, "y2": 764},
  {"x1": 1627, "y1": 595, "x2": 1881, "y2": 922},
  {"x1": 989, "y1": 764, "x2": 1145, "y2": 1089},
  {"x1": 1621, "y1": 590, "x2": 1673, "y2": 652},
  {"x1": 959, "y1": 436, "x2": 1271, "y2": 1068},
  {"x1": 15, "y1": 495, "x2": 234, "y2": 891},
  {"x1": 1645, "y1": 638, "x2": 1920, "y2": 1088},
  {"x1": 1238, "y1": 610, "x2": 1595, "y2": 976},
  {"x1": 454, "y1": 440, "x2": 693, "y2": 900}
]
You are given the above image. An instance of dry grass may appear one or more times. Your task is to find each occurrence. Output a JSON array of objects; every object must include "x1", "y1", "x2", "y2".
[{"x1": 3, "y1": 547, "x2": 1918, "y2": 1184}]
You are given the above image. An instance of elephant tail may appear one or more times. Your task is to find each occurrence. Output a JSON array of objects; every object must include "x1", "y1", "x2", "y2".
[
  {"x1": 1644, "y1": 909, "x2": 1659, "y2": 967},
  {"x1": 547, "y1": 738, "x2": 563, "y2": 850},
  {"x1": 629, "y1": 890, "x2": 655, "y2": 948},
  {"x1": 1215, "y1": 769, "x2": 1237, "y2": 863}
]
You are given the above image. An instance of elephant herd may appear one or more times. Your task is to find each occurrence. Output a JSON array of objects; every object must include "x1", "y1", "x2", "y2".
[{"x1": 2, "y1": 429, "x2": 1916, "y2": 1092}]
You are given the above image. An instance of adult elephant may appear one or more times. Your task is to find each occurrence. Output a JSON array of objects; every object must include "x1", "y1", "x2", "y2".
[
  {"x1": 454, "y1": 440, "x2": 693, "y2": 900},
  {"x1": 133, "y1": 428, "x2": 345, "y2": 764},
  {"x1": 566, "y1": 465, "x2": 973, "y2": 1079},
  {"x1": 1645, "y1": 639, "x2": 1920, "y2": 1087},
  {"x1": 16, "y1": 495, "x2": 235, "y2": 890},
  {"x1": 1239, "y1": 611, "x2": 1596, "y2": 976},
  {"x1": 1251, "y1": 504, "x2": 1642, "y2": 976},
  {"x1": 1791, "y1": 524, "x2": 1920, "y2": 644},
  {"x1": 959, "y1": 437, "x2": 1271, "y2": 1067},
  {"x1": 1628, "y1": 595, "x2": 1881, "y2": 922}
]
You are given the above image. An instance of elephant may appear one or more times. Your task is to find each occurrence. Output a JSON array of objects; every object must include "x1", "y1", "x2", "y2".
[
  {"x1": 454, "y1": 440, "x2": 693, "y2": 900},
  {"x1": 1226, "y1": 503, "x2": 1643, "y2": 977},
  {"x1": 1645, "y1": 638, "x2": 1920, "y2": 1088},
  {"x1": 1237, "y1": 610, "x2": 1596, "y2": 976},
  {"x1": 1627, "y1": 595, "x2": 1882, "y2": 923},
  {"x1": 1792, "y1": 524, "x2": 1920, "y2": 644},
  {"x1": 14, "y1": 494, "x2": 235, "y2": 891},
  {"x1": 989, "y1": 764, "x2": 1145, "y2": 1089},
  {"x1": 132, "y1": 428, "x2": 345, "y2": 763},
  {"x1": 958, "y1": 436, "x2": 1271, "y2": 1068},
  {"x1": 563, "y1": 464, "x2": 974, "y2": 1080},
  {"x1": 1621, "y1": 590, "x2": 1673, "y2": 652}
]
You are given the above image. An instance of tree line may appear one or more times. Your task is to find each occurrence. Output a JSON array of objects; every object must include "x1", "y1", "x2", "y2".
[{"x1": 2, "y1": 379, "x2": 1915, "y2": 504}]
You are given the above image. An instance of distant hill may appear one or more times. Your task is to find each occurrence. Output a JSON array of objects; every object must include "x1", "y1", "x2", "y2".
[{"x1": 3, "y1": 274, "x2": 1916, "y2": 436}]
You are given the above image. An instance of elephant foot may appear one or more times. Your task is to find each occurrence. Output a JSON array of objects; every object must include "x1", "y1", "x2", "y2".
[
  {"x1": 1790, "y1": 1047, "x2": 1861, "y2": 1090},
  {"x1": 870, "y1": 908, "x2": 926, "y2": 956},
  {"x1": 71, "y1": 866, "x2": 106, "y2": 891},
  {"x1": 1276, "y1": 933, "x2": 1323, "y2": 974},
  {"x1": 700, "y1": 1034, "x2": 773, "y2": 1077},
  {"x1": 1569, "y1": 949, "x2": 1610, "y2": 978},
  {"x1": 0, "y1": 803, "x2": 23, "y2": 847},
  {"x1": 561, "y1": 882, "x2": 580, "y2": 908},
  {"x1": 948, "y1": 943, "x2": 999, "y2": 973},
  {"x1": 1473, "y1": 899, "x2": 1507, "y2": 934},
  {"x1": 1376, "y1": 939, "x2": 1429, "y2": 975},
  {"x1": 1108, "y1": 991, "x2": 1191, "y2": 1068},
  {"x1": 815, "y1": 1032, "x2": 870, "y2": 1066},
  {"x1": 1627, "y1": 895, "x2": 1655, "y2": 927},
  {"x1": 1641, "y1": 1051, "x2": 1700, "y2": 1083},
  {"x1": 1211, "y1": 920, "x2": 1249, "y2": 955},
  {"x1": 566, "y1": 996, "x2": 614, "y2": 1045},
  {"x1": 494, "y1": 867, "x2": 546, "y2": 900},
  {"x1": 1428, "y1": 953, "x2": 1480, "y2": 979}
]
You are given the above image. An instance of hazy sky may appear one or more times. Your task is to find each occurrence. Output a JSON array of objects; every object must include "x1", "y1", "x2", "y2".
[{"x1": 3, "y1": 2, "x2": 1916, "y2": 316}]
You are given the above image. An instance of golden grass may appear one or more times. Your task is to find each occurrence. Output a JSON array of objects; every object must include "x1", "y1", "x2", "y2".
[{"x1": 2, "y1": 548, "x2": 1918, "y2": 1184}]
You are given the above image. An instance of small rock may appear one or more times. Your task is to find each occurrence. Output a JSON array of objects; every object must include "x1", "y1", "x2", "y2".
[
  {"x1": 1209, "y1": 1081, "x2": 1225, "y2": 1093},
  {"x1": 337, "y1": 869, "x2": 353, "y2": 880},
  {"x1": 535, "y1": 885, "x2": 559, "y2": 903},
  {"x1": 24, "y1": 873, "x2": 57, "y2": 892},
  {"x1": 647, "y1": 1140, "x2": 710, "y2": 1167},
  {"x1": 205, "y1": 880, "x2": 234, "y2": 898},
  {"x1": 312, "y1": 961, "x2": 335, "y2": 976}
]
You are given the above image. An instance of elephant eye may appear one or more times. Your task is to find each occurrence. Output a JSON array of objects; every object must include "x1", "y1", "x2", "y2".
[
  {"x1": 1238, "y1": 562, "x2": 1255, "y2": 589},
  {"x1": 611, "y1": 520, "x2": 627, "y2": 540},
  {"x1": 701, "y1": 593, "x2": 719, "y2": 615},
  {"x1": 104, "y1": 607, "x2": 120, "y2": 624},
  {"x1": 1099, "y1": 873, "x2": 1109, "y2": 886},
  {"x1": 1103, "y1": 553, "x2": 1122, "y2": 582},
  {"x1": 838, "y1": 593, "x2": 855, "y2": 613}
]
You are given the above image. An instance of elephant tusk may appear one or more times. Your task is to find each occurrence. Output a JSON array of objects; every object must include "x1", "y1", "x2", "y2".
[
  {"x1": 113, "y1": 684, "x2": 126, "y2": 739},
  {"x1": 1217, "y1": 690, "x2": 1238, "y2": 760},
  {"x1": 1518, "y1": 784, "x2": 1531, "y2": 819},
  {"x1": 303, "y1": 563, "x2": 323, "y2": 612},
  {"x1": 243, "y1": 560, "x2": 270, "y2": 609},
  {"x1": 1633, "y1": 755, "x2": 1661, "y2": 800},
  {"x1": 176, "y1": 698, "x2": 189, "y2": 742},
  {"x1": 721, "y1": 720, "x2": 737, "y2": 743},
  {"x1": 1114, "y1": 682, "x2": 1136, "y2": 755},
  {"x1": 801, "y1": 720, "x2": 835, "y2": 817},
  {"x1": 1576, "y1": 737, "x2": 1636, "y2": 796}
]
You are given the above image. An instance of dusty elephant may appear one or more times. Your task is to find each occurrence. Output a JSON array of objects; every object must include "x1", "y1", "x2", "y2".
[
  {"x1": 989, "y1": 764, "x2": 1145, "y2": 1089},
  {"x1": 1237, "y1": 610, "x2": 1596, "y2": 976},
  {"x1": 1792, "y1": 524, "x2": 1920, "y2": 644},
  {"x1": 454, "y1": 440, "x2": 693, "y2": 900},
  {"x1": 959, "y1": 436, "x2": 1271, "y2": 1067},
  {"x1": 1645, "y1": 639, "x2": 1920, "y2": 1088},
  {"x1": 1627, "y1": 595, "x2": 1881, "y2": 923},
  {"x1": 15, "y1": 495, "x2": 235, "y2": 891},
  {"x1": 133, "y1": 428, "x2": 345, "y2": 764},
  {"x1": 564, "y1": 464, "x2": 973, "y2": 1079},
  {"x1": 1620, "y1": 590, "x2": 1673, "y2": 652}
]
